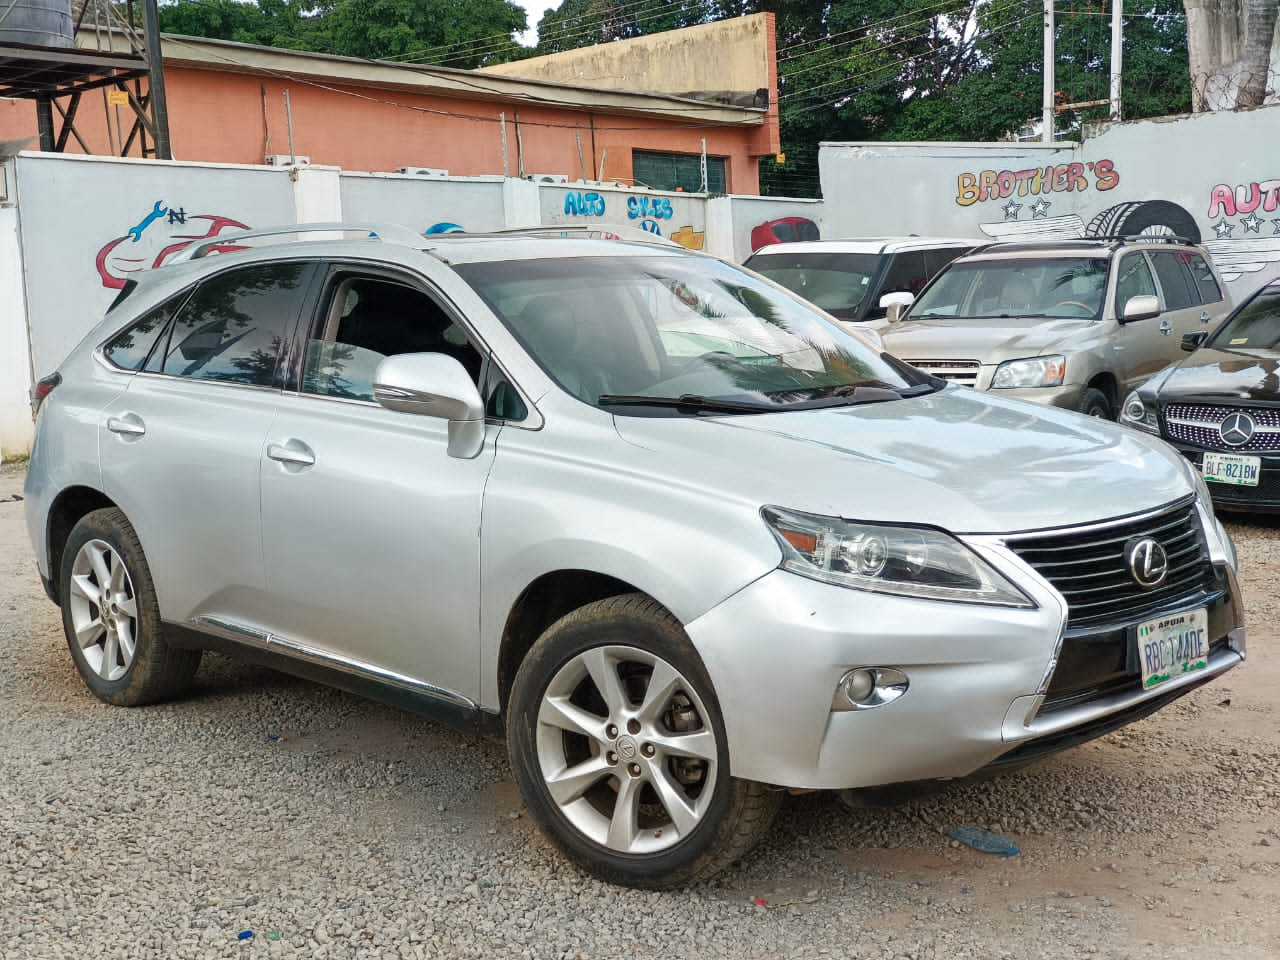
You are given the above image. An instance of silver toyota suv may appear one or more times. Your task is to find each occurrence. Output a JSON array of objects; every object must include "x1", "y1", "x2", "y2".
[
  {"x1": 24, "y1": 224, "x2": 1244, "y2": 888},
  {"x1": 879, "y1": 237, "x2": 1233, "y2": 419}
]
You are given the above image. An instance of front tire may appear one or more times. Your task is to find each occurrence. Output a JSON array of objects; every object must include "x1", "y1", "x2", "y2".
[
  {"x1": 507, "y1": 594, "x2": 780, "y2": 888},
  {"x1": 1078, "y1": 386, "x2": 1112, "y2": 419},
  {"x1": 59, "y1": 508, "x2": 201, "y2": 706}
]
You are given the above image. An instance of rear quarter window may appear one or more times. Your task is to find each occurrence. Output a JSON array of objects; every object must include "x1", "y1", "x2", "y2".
[{"x1": 102, "y1": 298, "x2": 183, "y2": 371}]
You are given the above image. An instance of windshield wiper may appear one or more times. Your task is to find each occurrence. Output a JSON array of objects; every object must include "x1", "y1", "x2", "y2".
[
  {"x1": 597, "y1": 393, "x2": 773, "y2": 413},
  {"x1": 826, "y1": 383, "x2": 936, "y2": 405}
]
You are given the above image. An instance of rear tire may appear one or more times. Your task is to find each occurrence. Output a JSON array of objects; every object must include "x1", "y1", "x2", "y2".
[
  {"x1": 506, "y1": 593, "x2": 780, "y2": 888},
  {"x1": 59, "y1": 508, "x2": 201, "y2": 706},
  {"x1": 1078, "y1": 387, "x2": 1112, "y2": 419}
]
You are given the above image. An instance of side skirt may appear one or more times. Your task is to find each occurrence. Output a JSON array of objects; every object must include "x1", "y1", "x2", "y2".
[{"x1": 163, "y1": 620, "x2": 504, "y2": 739}]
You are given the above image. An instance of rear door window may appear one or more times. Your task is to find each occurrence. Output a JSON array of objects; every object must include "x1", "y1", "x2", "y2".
[
  {"x1": 159, "y1": 262, "x2": 314, "y2": 387},
  {"x1": 879, "y1": 252, "x2": 930, "y2": 297},
  {"x1": 1149, "y1": 251, "x2": 1198, "y2": 311},
  {"x1": 1186, "y1": 253, "x2": 1223, "y2": 305},
  {"x1": 102, "y1": 295, "x2": 186, "y2": 371},
  {"x1": 925, "y1": 247, "x2": 971, "y2": 278}
]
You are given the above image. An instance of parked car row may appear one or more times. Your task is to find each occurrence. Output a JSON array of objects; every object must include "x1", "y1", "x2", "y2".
[
  {"x1": 750, "y1": 232, "x2": 1277, "y2": 515},
  {"x1": 23, "y1": 223, "x2": 1246, "y2": 890}
]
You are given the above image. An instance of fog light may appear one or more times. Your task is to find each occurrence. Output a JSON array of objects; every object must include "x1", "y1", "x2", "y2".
[{"x1": 833, "y1": 667, "x2": 910, "y2": 711}]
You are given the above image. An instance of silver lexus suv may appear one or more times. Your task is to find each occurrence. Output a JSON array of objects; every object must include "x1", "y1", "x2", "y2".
[
  {"x1": 879, "y1": 237, "x2": 1232, "y2": 419},
  {"x1": 24, "y1": 224, "x2": 1245, "y2": 888}
]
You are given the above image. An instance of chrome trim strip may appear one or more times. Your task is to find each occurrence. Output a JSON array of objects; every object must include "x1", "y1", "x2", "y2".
[
  {"x1": 1167, "y1": 415, "x2": 1280, "y2": 434},
  {"x1": 997, "y1": 495, "x2": 1197, "y2": 542},
  {"x1": 191, "y1": 615, "x2": 477, "y2": 710}
]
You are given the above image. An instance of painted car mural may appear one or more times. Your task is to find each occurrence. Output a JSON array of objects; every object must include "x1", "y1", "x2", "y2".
[{"x1": 96, "y1": 201, "x2": 249, "y2": 290}]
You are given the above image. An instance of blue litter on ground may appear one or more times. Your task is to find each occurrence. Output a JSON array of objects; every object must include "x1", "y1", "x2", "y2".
[
  {"x1": 948, "y1": 826, "x2": 1020, "y2": 856},
  {"x1": 237, "y1": 930, "x2": 254, "y2": 941}
]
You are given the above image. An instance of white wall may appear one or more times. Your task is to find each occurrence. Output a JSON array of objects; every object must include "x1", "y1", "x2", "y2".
[
  {"x1": 0, "y1": 152, "x2": 828, "y2": 454},
  {"x1": 819, "y1": 104, "x2": 1280, "y2": 302}
]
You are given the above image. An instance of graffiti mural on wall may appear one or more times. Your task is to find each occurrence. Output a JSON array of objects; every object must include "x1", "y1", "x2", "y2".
[
  {"x1": 424, "y1": 221, "x2": 464, "y2": 234},
  {"x1": 955, "y1": 159, "x2": 1119, "y2": 208},
  {"x1": 563, "y1": 191, "x2": 606, "y2": 217},
  {"x1": 956, "y1": 161, "x2": 1280, "y2": 285},
  {"x1": 669, "y1": 226, "x2": 705, "y2": 250},
  {"x1": 95, "y1": 200, "x2": 249, "y2": 289}
]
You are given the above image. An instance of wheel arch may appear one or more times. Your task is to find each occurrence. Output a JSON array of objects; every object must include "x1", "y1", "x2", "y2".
[
  {"x1": 45, "y1": 486, "x2": 119, "y2": 605},
  {"x1": 497, "y1": 569, "x2": 656, "y2": 713},
  {"x1": 1086, "y1": 371, "x2": 1120, "y2": 410}
]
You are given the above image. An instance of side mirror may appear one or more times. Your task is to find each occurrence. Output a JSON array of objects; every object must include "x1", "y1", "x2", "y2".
[
  {"x1": 879, "y1": 291, "x2": 915, "y2": 324},
  {"x1": 1181, "y1": 331, "x2": 1209, "y2": 352},
  {"x1": 1121, "y1": 294, "x2": 1161, "y2": 323},
  {"x1": 373, "y1": 353, "x2": 486, "y2": 458}
]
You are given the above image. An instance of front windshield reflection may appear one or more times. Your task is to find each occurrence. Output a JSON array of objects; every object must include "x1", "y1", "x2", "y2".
[
  {"x1": 1209, "y1": 286, "x2": 1280, "y2": 355},
  {"x1": 910, "y1": 258, "x2": 1108, "y2": 321},
  {"x1": 454, "y1": 255, "x2": 922, "y2": 411}
]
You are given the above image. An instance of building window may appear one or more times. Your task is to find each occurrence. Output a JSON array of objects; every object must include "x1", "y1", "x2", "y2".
[{"x1": 632, "y1": 150, "x2": 727, "y2": 194}]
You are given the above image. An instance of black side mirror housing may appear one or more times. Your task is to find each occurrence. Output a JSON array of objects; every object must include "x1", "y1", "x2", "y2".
[{"x1": 1181, "y1": 331, "x2": 1208, "y2": 352}]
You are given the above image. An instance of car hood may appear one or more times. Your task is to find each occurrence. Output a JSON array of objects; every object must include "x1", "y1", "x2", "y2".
[
  {"x1": 612, "y1": 387, "x2": 1192, "y2": 535},
  {"x1": 1158, "y1": 347, "x2": 1280, "y2": 401},
  {"x1": 881, "y1": 315, "x2": 1095, "y2": 362}
]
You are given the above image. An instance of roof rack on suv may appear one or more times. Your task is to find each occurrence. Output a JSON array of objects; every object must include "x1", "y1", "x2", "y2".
[
  {"x1": 969, "y1": 234, "x2": 1198, "y2": 256},
  {"x1": 169, "y1": 222, "x2": 428, "y2": 263}
]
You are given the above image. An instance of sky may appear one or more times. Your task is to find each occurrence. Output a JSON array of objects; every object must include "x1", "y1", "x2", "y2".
[{"x1": 515, "y1": 1, "x2": 558, "y2": 46}]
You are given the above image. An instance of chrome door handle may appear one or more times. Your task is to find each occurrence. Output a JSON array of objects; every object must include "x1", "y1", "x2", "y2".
[
  {"x1": 266, "y1": 441, "x2": 316, "y2": 467},
  {"x1": 1158, "y1": 319, "x2": 1172, "y2": 336},
  {"x1": 106, "y1": 414, "x2": 146, "y2": 437},
  {"x1": 1200, "y1": 311, "x2": 1211, "y2": 323}
]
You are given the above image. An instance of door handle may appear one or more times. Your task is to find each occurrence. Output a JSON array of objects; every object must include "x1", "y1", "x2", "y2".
[
  {"x1": 1158, "y1": 319, "x2": 1172, "y2": 336},
  {"x1": 266, "y1": 440, "x2": 316, "y2": 467},
  {"x1": 106, "y1": 413, "x2": 146, "y2": 437},
  {"x1": 1200, "y1": 311, "x2": 1211, "y2": 323}
]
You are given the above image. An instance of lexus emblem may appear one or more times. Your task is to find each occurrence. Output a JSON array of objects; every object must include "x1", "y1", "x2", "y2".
[
  {"x1": 1219, "y1": 411, "x2": 1256, "y2": 447},
  {"x1": 1125, "y1": 537, "x2": 1169, "y2": 589}
]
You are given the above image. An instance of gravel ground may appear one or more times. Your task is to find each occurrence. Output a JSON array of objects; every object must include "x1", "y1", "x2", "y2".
[{"x1": 2, "y1": 461, "x2": 1278, "y2": 960}]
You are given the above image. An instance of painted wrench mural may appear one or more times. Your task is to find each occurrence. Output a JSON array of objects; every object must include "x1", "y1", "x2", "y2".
[{"x1": 96, "y1": 200, "x2": 250, "y2": 290}]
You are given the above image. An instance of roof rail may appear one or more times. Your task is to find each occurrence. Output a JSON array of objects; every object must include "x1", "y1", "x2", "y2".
[
  {"x1": 1091, "y1": 234, "x2": 1197, "y2": 246},
  {"x1": 169, "y1": 222, "x2": 427, "y2": 263}
]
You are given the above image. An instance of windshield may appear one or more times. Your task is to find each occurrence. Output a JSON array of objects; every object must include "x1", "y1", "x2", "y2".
[
  {"x1": 1208, "y1": 286, "x2": 1280, "y2": 354},
  {"x1": 454, "y1": 254, "x2": 923, "y2": 412},
  {"x1": 745, "y1": 251, "x2": 883, "y2": 319},
  {"x1": 910, "y1": 257, "x2": 1108, "y2": 320}
]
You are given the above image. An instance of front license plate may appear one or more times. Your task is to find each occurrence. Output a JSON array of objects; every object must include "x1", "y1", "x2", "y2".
[
  {"x1": 1136, "y1": 608, "x2": 1209, "y2": 690},
  {"x1": 1202, "y1": 451, "x2": 1261, "y2": 486}
]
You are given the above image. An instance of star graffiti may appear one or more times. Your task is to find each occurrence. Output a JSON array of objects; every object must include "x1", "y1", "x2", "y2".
[
  {"x1": 1241, "y1": 212, "x2": 1264, "y2": 233},
  {"x1": 1002, "y1": 200, "x2": 1022, "y2": 221},
  {"x1": 1030, "y1": 197, "x2": 1052, "y2": 219},
  {"x1": 1213, "y1": 219, "x2": 1235, "y2": 240}
]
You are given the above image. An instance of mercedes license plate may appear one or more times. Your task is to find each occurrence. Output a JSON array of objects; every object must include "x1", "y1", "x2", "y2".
[
  {"x1": 1202, "y1": 452, "x2": 1260, "y2": 486},
  {"x1": 1136, "y1": 608, "x2": 1209, "y2": 690}
]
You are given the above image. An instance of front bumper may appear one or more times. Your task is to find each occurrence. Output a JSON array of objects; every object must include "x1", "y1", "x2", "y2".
[
  {"x1": 686, "y1": 555, "x2": 1244, "y2": 791},
  {"x1": 1170, "y1": 444, "x2": 1280, "y2": 514}
]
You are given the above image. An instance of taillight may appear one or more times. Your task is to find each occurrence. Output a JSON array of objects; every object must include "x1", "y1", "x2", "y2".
[{"x1": 30, "y1": 373, "x2": 61, "y2": 420}]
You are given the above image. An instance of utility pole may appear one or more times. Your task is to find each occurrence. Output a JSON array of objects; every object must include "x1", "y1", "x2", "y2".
[
  {"x1": 1042, "y1": 0, "x2": 1055, "y2": 142},
  {"x1": 141, "y1": 0, "x2": 173, "y2": 159},
  {"x1": 1109, "y1": 0, "x2": 1123, "y2": 119}
]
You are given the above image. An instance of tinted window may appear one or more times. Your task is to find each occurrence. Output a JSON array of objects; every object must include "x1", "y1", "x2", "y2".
[
  {"x1": 1187, "y1": 254, "x2": 1223, "y2": 305},
  {"x1": 925, "y1": 247, "x2": 970, "y2": 278},
  {"x1": 1114, "y1": 253, "x2": 1157, "y2": 315},
  {"x1": 1150, "y1": 251, "x2": 1198, "y2": 311},
  {"x1": 796, "y1": 220, "x2": 820, "y2": 242},
  {"x1": 746, "y1": 251, "x2": 883, "y2": 318},
  {"x1": 879, "y1": 252, "x2": 930, "y2": 299},
  {"x1": 301, "y1": 276, "x2": 483, "y2": 405},
  {"x1": 103, "y1": 298, "x2": 182, "y2": 371},
  {"x1": 161, "y1": 263, "x2": 310, "y2": 386},
  {"x1": 771, "y1": 222, "x2": 798, "y2": 243},
  {"x1": 1207, "y1": 286, "x2": 1280, "y2": 352}
]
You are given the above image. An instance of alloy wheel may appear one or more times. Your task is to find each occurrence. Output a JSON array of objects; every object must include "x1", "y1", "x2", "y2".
[
  {"x1": 67, "y1": 539, "x2": 139, "y2": 682},
  {"x1": 534, "y1": 645, "x2": 719, "y2": 855}
]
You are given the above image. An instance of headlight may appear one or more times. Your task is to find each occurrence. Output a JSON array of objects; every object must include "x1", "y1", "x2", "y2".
[
  {"x1": 1119, "y1": 391, "x2": 1160, "y2": 434},
  {"x1": 762, "y1": 506, "x2": 1035, "y2": 607},
  {"x1": 990, "y1": 355, "x2": 1065, "y2": 389}
]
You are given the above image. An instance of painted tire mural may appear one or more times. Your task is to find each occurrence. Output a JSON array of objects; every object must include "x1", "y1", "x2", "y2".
[{"x1": 1084, "y1": 200, "x2": 1201, "y2": 244}]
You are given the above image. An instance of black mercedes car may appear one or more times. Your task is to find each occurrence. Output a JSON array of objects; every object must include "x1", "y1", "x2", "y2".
[{"x1": 1121, "y1": 279, "x2": 1280, "y2": 513}]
